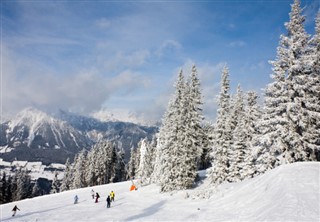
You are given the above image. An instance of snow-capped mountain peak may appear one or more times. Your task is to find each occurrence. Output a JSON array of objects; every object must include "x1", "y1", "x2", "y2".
[
  {"x1": 0, "y1": 107, "x2": 157, "y2": 165},
  {"x1": 8, "y1": 107, "x2": 54, "y2": 131}
]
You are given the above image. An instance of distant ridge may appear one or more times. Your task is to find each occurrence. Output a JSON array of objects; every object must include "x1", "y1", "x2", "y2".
[{"x1": 0, "y1": 107, "x2": 158, "y2": 165}]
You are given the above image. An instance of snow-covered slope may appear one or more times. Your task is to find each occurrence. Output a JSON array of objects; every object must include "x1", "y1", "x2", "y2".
[{"x1": 1, "y1": 162, "x2": 319, "y2": 221}]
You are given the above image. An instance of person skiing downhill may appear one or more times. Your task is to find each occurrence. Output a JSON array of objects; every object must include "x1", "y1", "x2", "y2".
[
  {"x1": 91, "y1": 189, "x2": 95, "y2": 199},
  {"x1": 106, "y1": 195, "x2": 111, "y2": 208},
  {"x1": 74, "y1": 195, "x2": 79, "y2": 204},
  {"x1": 110, "y1": 191, "x2": 115, "y2": 202},
  {"x1": 95, "y1": 192, "x2": 100, "y2": 203},
  {"x1": 12, "y1": 205, "x2": 20, "y2": 217}
]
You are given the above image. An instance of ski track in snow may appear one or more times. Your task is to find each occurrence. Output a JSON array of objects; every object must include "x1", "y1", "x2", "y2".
[{"x1": 0, "y1": 162, "x2": 319, "y2": 222}]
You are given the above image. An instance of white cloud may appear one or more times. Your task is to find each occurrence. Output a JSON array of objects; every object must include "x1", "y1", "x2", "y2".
[
  {"x1": 95, "y1": 18, "x2": 112, "y2": 29},
  {"x1": 228, "y1": 40, "x2": 246, "y2": 47},
  {"x1": 101, "y1": 50, "x2": 150, "y2": 72},
  {"x1": 155, "y1": 40, "x2": 182, "y2": 57},
  {"x1": 1, "y1": 45, "x2": 152, "y2": 119}
]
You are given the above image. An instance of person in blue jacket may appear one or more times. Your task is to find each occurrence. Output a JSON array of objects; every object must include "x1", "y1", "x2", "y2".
[{"x1": 74, "y1": 195, "x2": 79, "y2": 204}]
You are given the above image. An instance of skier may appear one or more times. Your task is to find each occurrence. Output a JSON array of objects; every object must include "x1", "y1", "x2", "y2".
[
  {"x1": 106, "y1": 195, "x2": 111, "y2": 208},
  {"x1": 91, "y1": 189, "x2": 95, "y2": 199},
  {"x1": 95, "y1": 192, "x2": 100, "y2": 203},
  {"x1": 12, "y1": 205, "x2": 20, "y2": 217},
  {"x1": 110, "y1": 191, "x2": 115, "y2": 202},
  {"x1": 74, "y1": 195, "x2": 79, "y2": 204}
]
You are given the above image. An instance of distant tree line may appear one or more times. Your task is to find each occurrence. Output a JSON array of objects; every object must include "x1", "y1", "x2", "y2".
[
  {"x1": 57, "y1": 140, "x2": 127, "y2": 192},
  {"x1": 0, "y1": 169, "x2": 52, "y2": 204}
]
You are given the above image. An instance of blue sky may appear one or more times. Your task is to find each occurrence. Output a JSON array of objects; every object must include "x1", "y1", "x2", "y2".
[{"x1": 1, "y1": 0, "x2": 319, "y2": 124}]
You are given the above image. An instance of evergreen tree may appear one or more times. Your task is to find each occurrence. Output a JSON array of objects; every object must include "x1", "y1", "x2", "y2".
[
  {"x1": 283, "y1": 0, "x2": 312, "y2": 162},
  {"x1": 128, "y1": 146, "x2": 137, "y2": 180},
  {"x1": 151, "y1": 99, "x2": 176, "y2": 185},
  {"x1": 304, "y1": 11, "x2": 320, "y2": 161},
  {"x1": 86, "y1": 144, "x2": 99, "y2": 186},
  {"x1": 96, "y1": 141, "x2": 113, "y2": 184},
  {"x1": 32, "y1": 181, "x2": 41, "y2": 197},
  {"x1": 228, "y1": 85, "x2": 247, "y2": 182},
  {"x1": 155, "y1": 67, "x2": 204, "y2": 191},
  {"x1": 0, "y1": 172, "x2": 7, "y2": 204},
  {"x1": 262, "y1": 0, "x2": 311, "y2": 165},
  {"x1": 6, "y1": 175, "x2": 13, "y2": 203},
  {"x1": 114, "y1": 147, "x2": 127, "y2": 182},
  {"x1": 188, "y1": 65, "x2": 205, "y2": 165},
  {"x1": 158, "y1": 70, "x2": 187, "y2": 191},
  {"x1": 198, "y1": 123, "x2": 213, "y2": 170},
  {"x1": 243, "y1": 91, "x2": 262, "y2": 178},
  {"x1": 50, "y1": 171, "x2": 60, "y2": 194},
  {"x1": 60, "y1": 158, "x2": 72, "y2": 192},
  {"x1": 13, "y1": 168, "x2": 32, "y2": 201},
  {"x1": 208, "y1": 66, "x2": 232, "y2": 185},
  {"x1": 137, "y1": 138, "x2": 148, "y2": 179},
  {"x1": 109, "y1": 143, "x2": 118, "y2": 183},
  {"x1": 138, "y1": 138, "x2": 156, "y2": 185}
]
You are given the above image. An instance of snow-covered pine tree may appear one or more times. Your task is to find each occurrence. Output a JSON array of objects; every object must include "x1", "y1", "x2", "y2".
[
  {"x1": 6, "y1": 175, "x2": 13, "y2": 202},
  {"x1": 208, "y1": 66, "x2": 232, "y2": 185},
  {"x1": 13, "y1": 168, "x2": 32, "y2": 201},
  {"x1": 153, "y1": 71, "x2": 185, "y2": 191},
  {"x1": 283, "y1": 0, "x2": 312, "y2": 162},
  {"x1": 114, "y1": 147, "x2": 127, "y2": 182},
  {"x1": 128, "y1": 146, "x2": 137, "y2": 180},
  {"x1": 187, "y1": 65, "x2": 205, "y2": 169},
  {"x1": 303, "y1": 11, "x2": 320, "y2": 161},
  {"x1": 198, "y1": 123, "x2": 213, "y2": 170},
  {"x1": 108, "y1": 142, "x2": 118, "y2": 183},
  {"x1": 50, "y1": 171, "x2": 60, "y2": 194},
  {"x1": 86, "y1": 144, "x2": 99, "y2": 186},
  {"x1": 144, "y1": 136, "x2": 157, "y2": 181},
  {"x1": 32, "y1": 181, "x2": 41, "y2": 197},
  {"x1": 159, "y1": 70, "x2": 191, "y2": 191},
  {"x1": 228, "y1": 85, "x2": 247, "y2": 182},
  {"x1": 71, "y1": 150, "x2": 87, "y2": 189},
  {"x1": 171, "y1": 65, "x2": 204, "y2": 189},
  {"x1": 242, "y1": 91, "x2": 262, "y2": 178},
  {"x1": 60, "y1": 158, "x2": 72, "y2": 192},
  {"x1": 254, "y1": 106, "x2": 278, "y2": 175},
  {"x1": 134, "y1": 145, "x2": 141, "y2": 178},
  {"x1": 99, "y1": 141, "x2": 114, "y2": 184},
  {"x1": 0, "y1": 172, "x2": 6, "y2": 204},
  {"x1": 137, "y1": 138, "x2": 153, "y2": 185},
  {"x1": 95, "y1": 142, "x2": 108, "y2": 185},
  {"x1": 151, "y1": 99, "x2": 175, "y2": 185},
  {"x1": 263, "y1": 0, "x2": 311, "y2": 164},
  {"x1": 142, "y1": 137, "x2": 157, "y2": 185}
]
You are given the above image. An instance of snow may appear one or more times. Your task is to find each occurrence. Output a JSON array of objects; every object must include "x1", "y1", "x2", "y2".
[
  {"x1": 0, "y1": 159, "x2": 65, "y2": 180},
  {"x1": 0, "y1": 162, "x2": 319, "y2": 221},
  {"x1": 0, "y1": 147, "x2": 14, "y2": 153}
]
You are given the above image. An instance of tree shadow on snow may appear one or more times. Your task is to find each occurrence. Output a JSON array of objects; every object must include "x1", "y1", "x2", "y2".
[{"x1": 124, "y1": 200, "x2": 166, "y2": 221}]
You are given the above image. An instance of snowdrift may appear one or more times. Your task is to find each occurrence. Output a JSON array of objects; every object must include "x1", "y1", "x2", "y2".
[{"x1": 0, "y1": 162, "x2": 319, "y2": 221}]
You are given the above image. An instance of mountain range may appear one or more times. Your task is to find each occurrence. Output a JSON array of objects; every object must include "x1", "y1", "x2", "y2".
[{"x1": 0, "y1": 107, "x2": 158, "y2": 165}]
